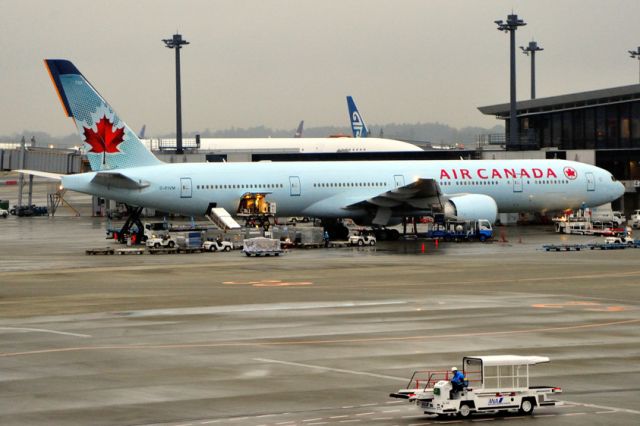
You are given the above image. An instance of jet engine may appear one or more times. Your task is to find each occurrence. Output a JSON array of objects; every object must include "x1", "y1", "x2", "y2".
[{"x1": 443, "y1": 194, "x2": 498, "y2": 223}]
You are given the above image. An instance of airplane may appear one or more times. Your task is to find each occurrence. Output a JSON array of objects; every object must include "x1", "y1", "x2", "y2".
[
  {"x1": 21, "y1": 59, "x2": 625, "y2": 240},
  {"x1": 347, "y1": 96, "x2": 369, "y2": 137},
  {"x1": 294, "y1": 120, "x2": 304, "y2": 138},
  {"x1": 143, "y1": 134, "x2": 419, "y2": 153}
]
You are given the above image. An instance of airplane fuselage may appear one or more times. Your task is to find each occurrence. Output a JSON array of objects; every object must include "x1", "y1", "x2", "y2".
[{"x1": 62, "y1": 159, "x2": 623, "y2": 219}]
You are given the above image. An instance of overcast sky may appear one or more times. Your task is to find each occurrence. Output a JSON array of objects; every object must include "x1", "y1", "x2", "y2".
[{"x1": 2, "y1": 0, "x2": 640, "y2": 137}]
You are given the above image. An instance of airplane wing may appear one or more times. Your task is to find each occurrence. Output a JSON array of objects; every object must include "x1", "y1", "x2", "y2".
[
  {"x1": 343, "y1": 178, "x2": 444, "y2": 225},
  {"x1": 345, "y1": 178, "x2": 443, "y2": 210},
  {"x1": 91, "y1": 172, "x2": 150, "y2": 189},
  {"x1": 15, "y1": 170, "x2": 63, "y2": 180}
]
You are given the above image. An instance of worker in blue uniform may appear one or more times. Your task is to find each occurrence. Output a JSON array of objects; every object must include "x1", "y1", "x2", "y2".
[{"x1": 450, "y1": 367, "x2": 466, "y2": 394}]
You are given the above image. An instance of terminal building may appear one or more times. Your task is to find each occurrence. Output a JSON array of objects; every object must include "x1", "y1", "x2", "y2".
[{"x1": 479, "y1": 84, "x2": 640, "y2": 214}]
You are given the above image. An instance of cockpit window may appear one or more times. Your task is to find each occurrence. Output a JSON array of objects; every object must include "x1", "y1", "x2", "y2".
[{"x1": 611, "y1": 175, "x2": 617, "y2": 182}]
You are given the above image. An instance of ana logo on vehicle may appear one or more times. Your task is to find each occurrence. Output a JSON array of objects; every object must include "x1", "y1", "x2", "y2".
[
  {"x1": 564, "y1": 166, "x2": 578, "y2": 180},
  {"x1": 488, "y1": 397, "x2": 505, "y2": 405}
]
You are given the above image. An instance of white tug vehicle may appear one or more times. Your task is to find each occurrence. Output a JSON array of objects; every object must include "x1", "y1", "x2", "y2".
[{"x1": 390, "y1": 355, "x2": 562, "y2": 418}]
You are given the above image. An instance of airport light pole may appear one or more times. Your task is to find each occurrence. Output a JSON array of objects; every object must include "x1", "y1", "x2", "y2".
[
  {"x1": 163, "y1": 33, "x2": 189, "y2": 155},
  {"x1": 629, "y1": 47, "x2": 640, "y2": 83},
  {"x1": 495, "y1": 14, "x2": 526, "y2": 149},
  {"x1": 520, "y1": 41, "x2": 543, "y2": 99}
]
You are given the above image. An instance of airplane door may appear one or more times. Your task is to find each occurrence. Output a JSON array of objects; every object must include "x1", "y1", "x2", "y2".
[
  {"x1": 586, "y1": 172, "x2": 595, "y2": 191},
  {"x1": 289, "y1": 176, "x2": 301, "y2": 196},
  {"x1": 394, "y1": 175, "x2": 405, "y2": 188},
  {"x1": 180, "y1": 177, "x2": 192, "y2": 198},
  {"x1": 513, "y1": 177, "x2": 523, "y2": 192}
]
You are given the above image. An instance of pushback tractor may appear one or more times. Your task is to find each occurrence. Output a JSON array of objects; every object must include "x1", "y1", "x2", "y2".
[{"x1": 390, "y1": 355, "x2": 562, "y2": 418}]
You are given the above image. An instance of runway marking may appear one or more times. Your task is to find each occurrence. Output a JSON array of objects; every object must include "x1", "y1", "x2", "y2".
[
  {"x1": 2, "y1": 317, "x2": 638, "y2": 358},
  {"x1": 356, "y1": 412, "x2": 374, "y2": 416},
  {"x1": 253, "y1": 358, "x2": 407, "y2": 382},
  {"x1": 222, "y1": 279, "x2": 313, "y2": 287},
  {"x1": 563, "y1": 400, "x2": 640, "y2": 415},
  {"x1": 338, "y1": 420, "x2": 360, "y2": 423},
  {"x1": 329, "y1": 415, "x2": 349, "y2": 419},
  {"x1": 302, "y1": 418, "x2": 323, "y2": 422},
  {"x1": 0, "y1": 326, "x2": 91, "y2": 338},
  {"x1": 532, "y1": 301, "x2": 627, "y2": 312}
]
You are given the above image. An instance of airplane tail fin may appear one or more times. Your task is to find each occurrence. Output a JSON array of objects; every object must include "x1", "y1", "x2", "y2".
[
  {"x1": 346, "y1": 96, "x2": 369, "y2": 138},
  {"x1": 44, "y1": 59, "x2": 161, "y2": 171},
  {"x1": 294, "y1": 120, "x2": 304, "y2": 138}
]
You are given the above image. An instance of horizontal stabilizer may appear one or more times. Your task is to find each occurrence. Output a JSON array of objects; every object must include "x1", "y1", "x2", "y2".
[
  {"x1": 91, "y1": 172, "x2": 149, "y2": 189},
  {"x1": 15, "y1": 170, "x2": 63, "y2": 180}
]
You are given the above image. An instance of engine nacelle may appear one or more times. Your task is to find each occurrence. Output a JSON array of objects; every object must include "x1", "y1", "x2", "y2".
[{"x1": 443, "y1": 194, "x2": 498, "y2": 223}]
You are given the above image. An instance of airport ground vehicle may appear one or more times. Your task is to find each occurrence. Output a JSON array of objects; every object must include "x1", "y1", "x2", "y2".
[
  {"x1": 145, "y1": 234, "x2": 177, "y2": 249},
  {"x1": 287, "y1": 217, "x2": 311, "y2": 223},
  {"x1": 349, "y1": 230, "x2": 377, "y2": 246},
  {"x1": 390, "y1": 355, "x2": 562, "y2": 418},
  {"x1": 0, "y1": 208, "x2": 8, "y2": 218},
  {"x1": 424, "y1": 219, "x2": 493, "y2": 241},
  {"x1": 202, "y1": 239, "x2": 233, "y2": 252},
  {"x1": 604, "y1": 236, "x2": 636, "y2": 246},
  {"x1": 9, "y1": 204, "x2": 48, "y2": 217},
  {"x1": 242, "y1": 237, "x2": 283, "y2": 256},
  {"x1": 630, "y1": 210, "x2": 640, "y2": 228}
]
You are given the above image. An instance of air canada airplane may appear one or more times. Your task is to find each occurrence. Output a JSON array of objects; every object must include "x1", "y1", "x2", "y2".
[{"x1": 22, "y1": 59, "x2": 624, "y2": 237}]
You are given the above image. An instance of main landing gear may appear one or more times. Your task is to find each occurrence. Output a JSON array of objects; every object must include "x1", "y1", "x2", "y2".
[
  {"x1": 371, "y1": 226, "x2": 401, "y2": 241},
  {"x1": 113, "y1": 205, "x2": 145, "y2": 244}
]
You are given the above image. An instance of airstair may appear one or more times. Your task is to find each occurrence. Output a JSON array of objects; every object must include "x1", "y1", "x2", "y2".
[{"x1": 206, "y1": 207, "x2": 242, "y2": 230}]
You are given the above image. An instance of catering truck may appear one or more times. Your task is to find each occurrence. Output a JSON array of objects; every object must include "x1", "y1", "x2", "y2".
[{"x1": 390, "y1": 355, "x2": 562, "y2": 418}]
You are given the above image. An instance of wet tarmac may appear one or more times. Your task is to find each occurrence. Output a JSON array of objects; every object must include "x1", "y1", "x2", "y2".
[{"x1": 0, "y1": 183, "x2": 639, "y2": 425}]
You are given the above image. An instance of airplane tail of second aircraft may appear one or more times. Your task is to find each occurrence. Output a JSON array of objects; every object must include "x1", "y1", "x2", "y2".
[
  {"x1": 44, "y1": 59, "x2": 161, "y2": 171},
  {"x1": 346, "y1": 96, "x2": 369, "y2": 138}
]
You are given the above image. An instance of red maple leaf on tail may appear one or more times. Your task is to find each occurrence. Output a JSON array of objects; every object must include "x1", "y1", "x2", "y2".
[{"x1": 83, "y1": 115, "x2": 125, "y2": 156}]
